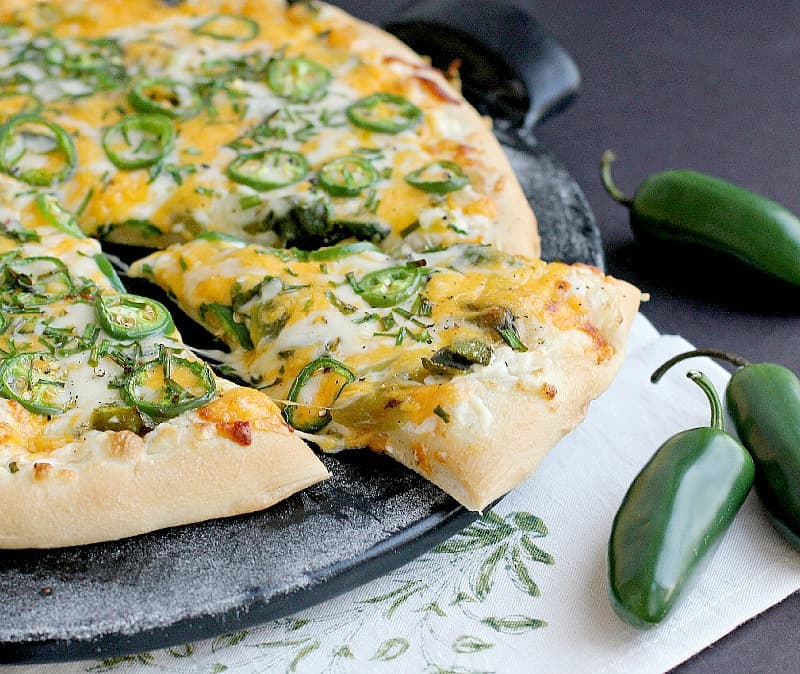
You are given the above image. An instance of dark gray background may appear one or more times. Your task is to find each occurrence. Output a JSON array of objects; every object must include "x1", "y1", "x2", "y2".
[{"x1": 334, "y1": 1, "x2": 800, "y2": 671}]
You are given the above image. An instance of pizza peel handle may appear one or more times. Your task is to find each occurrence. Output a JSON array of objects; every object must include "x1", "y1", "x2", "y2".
[{"x1": 384, "y1": 0, "x2": 580, "y2": 137}]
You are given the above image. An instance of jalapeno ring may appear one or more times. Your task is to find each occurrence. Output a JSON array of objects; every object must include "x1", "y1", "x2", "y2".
[
  {"x1": 346, "y1": 93, "x2": 422, "y2": 134},
  {"x1": 267, "y1": 57, "x2": 331, "y2": 101},
  {"x1": 192, "y1": 14, "x2": 259, "y2": 41},
  {"x1": 283, "y1": 356, "x2": 355, "y2": 432},
  {"x1": 102, "y1": 113, "x2": 175, "y2": 170},
  {"x1": 405, "y1": 160, "x2": 469, "y2": 194},
  {"x1": 129, "y1": 78, "x2": 201, "y2": 120},
  {"x1": 96, "y1": 293, "x2": 173, "y2": 339},
  {"x1": 0, "y1": 114, "x2": 77, "y2": 186},
  {"x1": 318, "y1": 155, "x2": 379, "y2": 197},
  {"x1": 0, "y1": 352, "x2": 72, "y2": 416},
  {"x1": 35, "y1": 193, "x2": 85, "y2": 239},
  {"x1": 2, "y1": 256, "x2": 73, "y2": 306},
  {"x1": 348, "y1": 264, "x2": 422, "y2": 307},
  {"x1": 227, "y1": 148, "x2": 309, "y2": 191},
  {"x1": 124, "y1": 352, "x2": 216, "y2": 420}
]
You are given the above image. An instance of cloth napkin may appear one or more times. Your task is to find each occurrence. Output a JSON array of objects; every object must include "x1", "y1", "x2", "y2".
[{"x1": 8, "y1": 314, "x2": 800, "y2": 674}]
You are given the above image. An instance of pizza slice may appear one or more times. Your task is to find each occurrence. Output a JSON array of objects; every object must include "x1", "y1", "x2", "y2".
[
  {"x1": 0, "y1": 0, "x2": 538, "y2": 257},
  {"x1": 130, "y1": 235, "x2": 641, "y2": 511},
  {"x1": 0, "y1": 183, "x2": 328, "y2": 549}
]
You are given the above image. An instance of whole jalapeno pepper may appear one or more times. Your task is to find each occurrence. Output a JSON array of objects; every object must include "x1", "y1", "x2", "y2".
[
  {"x1": 608, "y1": 370, "x2": 754, "y2": 628},
  {"x1": 600, "y1": 151, "x2": 800, "y2": 287},
  {"x1": 653, "y1": 348, "x2": 800, "y2": 548}
]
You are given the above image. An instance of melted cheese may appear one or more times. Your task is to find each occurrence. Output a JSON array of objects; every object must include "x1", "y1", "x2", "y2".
[
  {"x1": 0, "y1": 0, "x2": 511, "y2": 252},
  {"x1": 131, "y1": 238, "x2": 624, "y2": 451}
]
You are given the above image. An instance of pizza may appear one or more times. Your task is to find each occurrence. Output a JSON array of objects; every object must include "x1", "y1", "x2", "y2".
[
  {"x1": 130, "y1": 235, "x2": 640, "y2": 511},
  {"x1": 0, "y1": 180, "x2": 328, "y2": 549},
  {"x1": 0, "y1": 0, "x2": 642, "y2": 546},
  {"x1": 0, "y1": 0, "x2": 538, "y2": 257}
]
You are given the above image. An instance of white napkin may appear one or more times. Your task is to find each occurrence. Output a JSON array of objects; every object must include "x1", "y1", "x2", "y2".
[{"x1": 9, "y1": 314, "x2": 800, "y2": 674}]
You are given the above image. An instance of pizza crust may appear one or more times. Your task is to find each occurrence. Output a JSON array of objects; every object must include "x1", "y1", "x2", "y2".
[
  {"x1": 0, "y1": 383, "x2": 329, "y2": 549},
  {"x1": 343, "y1": 277, "x2": 641, "y2": 510}
]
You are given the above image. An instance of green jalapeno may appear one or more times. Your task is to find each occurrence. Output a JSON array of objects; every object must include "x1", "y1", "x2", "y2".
[
  {"x1": 192, "y1": 14, "x2": 259, "y2": 41},
  {"x1": 2, "y1": 256, "x2": 73, "y2": 306},
  {"x1": 653, "y1": 348, "x2": 800, "y2": 549},
  {"x1": 102, "y1": 113, "x2": 175, "y2": 170},
  {"x1": 609, "y1": 370, "x2": 754, "y2": 628},
  {"x1": 124, "y1": 351, "x2": 216, "y2": 421},
  {"x1": 129, "y1": 78, "x2": 201, "y2": 120},
  {"x1": 405, "y1": 160, "x2": 469, "y2": 194},
  {"x1": 347, "y1": 263, "x2": 422, "y2": 307},
  {"x1": 318, "y1": 155, "x2": 379, "y2": 197},
  {"x1": 199, "y1": 302, "x2": 253, "y2": 350},
  {"x1": 90, "y1": 403, "x2": 149, "y2": 434},
  {"x1": 194, "y1": 231, "x2": 247, "y2": 245},
  {"x1": 0, "y1": 352, "x2": 73, "y2": 416},
  {"x1": 34, "y1": 193, "x2": 85, "y2": 239},
  {"x1": 306, "y1": 240, "x2": 381, "y2": 261},
  {"x1": 227, "y1": 148, "x2": 309, "y2": 191},
  {"x1": 93, "y1": 253, "x2": 127, "y2": 293},
  {"x1": 0, "y1": 114, "x2": 76, "y2": 186},
  {"x1": 421, "y1": 339, "x2": 492, "y2": 376},
  {"x1": 283, "y1": 356, "x2": 355, "y2": 432},
  {"x1": 346, "y1": 93, "x2": 422, "y2": 134},
  {"x1": 95, "y1": 293, "x2": 173, "y2": 339},
  {"x1": 601, "y1": 150, "x2": 800, "y2": 288},
  {"x1": 267, "y1": 56, "x2": 331, "y2": 101}
]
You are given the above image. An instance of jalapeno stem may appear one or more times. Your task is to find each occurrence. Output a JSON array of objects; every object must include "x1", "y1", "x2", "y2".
[
  {"x1": 686, "y1": 370, "x2": 724, "y2": 430},
  {"x1": 651, "y1": 348, "x2": 752, "y2": 384},
  {"x1": 600, "y1": 150, "x2": 634, "y2": 207}
]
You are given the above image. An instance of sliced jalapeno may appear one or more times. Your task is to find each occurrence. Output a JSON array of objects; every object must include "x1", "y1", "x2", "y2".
[
  {"x1": 405, "y1": 160, "x2": 469, "y2": 194},
  {"x1": 267, "y1": 56, "x2": 331, "y2": 101},
  {"x1": 421, "y1": 339, "x2": 492, "y2": 376},
  {"x1": 0, "y1": 114, "x2": 76, "y2": 186},
  {"x1": 93, "y1": 253, "x2": 127, "y2": 293},
  {"x1": 34, "y1": 193, "x2": 85, "y2": 238},
  {"x1": 129, "y1": 78, "x2": 201, "y2": 120},
  {"x1": 318, "y1": 155, "x2": 378, "y2": 197},
  {"x1": 192, "y1": 14, "x2": 259, "y2": 41},
  {"x1": 102, "y1": 113, "x2": 175, "y2": 170},
  {"x1": 2, "y1": 256, "x2": 73, "y2": 306},
  {"x1": 199, "y1": 302, "x2": 253, "y2": 350},
  {"x1": 0, "y1": 352, "x2": 72, "y2": 416},
  {"x1": 283, "y1": 356, "x2": 355, "y2": 432},
  {"x1": 346, "y1": 93, "x2": 422, "y2": 134},
  {"x1": 95, "y1": 293, "x2": 172, "y2": 339},
  {"x1": 306, "y1": 240, "x2": 381, "y2": 261},
  {"x1": 125, "y1": 351, "x2": 216, "y2": 420},
  {"x1": 348, "y1": 264, "x2": 422, "y2": 307},
  {"x1": 227, "y1": 148, "x2": 309, "y2": 191},
  {"x1": 90, "y1": 403, "x2": 148, "y2": 434}
]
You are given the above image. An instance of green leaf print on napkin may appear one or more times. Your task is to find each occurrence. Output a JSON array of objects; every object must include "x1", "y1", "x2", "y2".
[{"x1": 84, "y1": 510, "x2": 554, "y2": 673}]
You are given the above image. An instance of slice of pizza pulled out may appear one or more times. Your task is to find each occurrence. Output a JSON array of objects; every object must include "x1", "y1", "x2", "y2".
[
  {"x1": 131, "y1": 236, "x2": 642, "y2": 511},
  {"x1": 0, "y1": 191, "x2": 328, "y2": 549}
]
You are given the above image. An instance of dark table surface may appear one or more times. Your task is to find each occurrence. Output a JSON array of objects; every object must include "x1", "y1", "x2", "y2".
[{"x1": 333, "y1": 1, "x2": 800, "y2": 671}]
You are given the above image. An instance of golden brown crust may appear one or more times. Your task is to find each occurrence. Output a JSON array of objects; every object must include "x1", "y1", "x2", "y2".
[
  {"x1": 0, "y1": 384, "x2": 329, "y2": 549},
  {"x1": 317, "y1": 1, "x2": 540, "y2": 259},
  {"x1": 336, "y1": 276, "x2": 641, "y2": 511}
]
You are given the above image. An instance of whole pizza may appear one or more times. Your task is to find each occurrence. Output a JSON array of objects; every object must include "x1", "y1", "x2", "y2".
[{"x1": 0, "y1": 0, "x2": 641, "y2": 548}]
